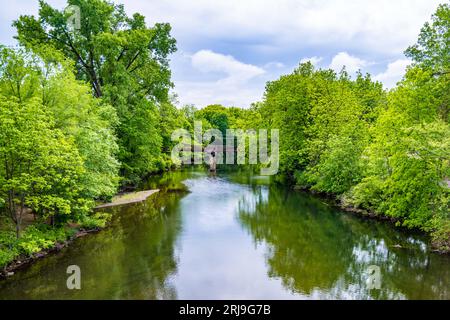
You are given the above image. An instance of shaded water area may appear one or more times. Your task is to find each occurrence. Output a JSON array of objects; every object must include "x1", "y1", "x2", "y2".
[{"x1": 0, "y1": 169, "x2": 449, "y2": 299}]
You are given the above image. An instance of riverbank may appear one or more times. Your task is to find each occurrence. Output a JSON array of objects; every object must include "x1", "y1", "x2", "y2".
[
  {"x1": 95, "y1": 190, "x2": 160, "y2": 209},
  {"x1": 0, "y1": 227, "x2": 101, "y2": 279},
  {"x1": 293, "y1": 185, "x2": 450, "y2": 254},
  {"x1": 341, "y1": 204, "x2": 450, "y2": 255},
  {"x1": 0, "y1": 189, "x2": 160, "y2": 279},
  {"x1": 1, "y1": 170, "x2": 449, "y2": 300}
]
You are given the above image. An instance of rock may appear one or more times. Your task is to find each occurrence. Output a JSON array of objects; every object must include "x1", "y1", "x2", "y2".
[
  {"x1": 6, "y1": 272, "x2": 14, "y2": 277},
  {"x1": 76, "y1": 231, "x2": 88, "y2": 238}
]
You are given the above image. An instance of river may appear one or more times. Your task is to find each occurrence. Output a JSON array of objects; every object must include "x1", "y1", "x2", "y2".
[{"x1": 0, "y1": 169, "x2": 448, "y2": 299}]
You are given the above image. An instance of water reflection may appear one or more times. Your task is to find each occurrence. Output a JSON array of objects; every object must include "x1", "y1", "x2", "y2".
[
  {"x1": 0, "y1": 169, "x2": 448, "y2": 300},
  {"x1": 0, "y1": 189, "x2": 185, "y2": 299},
  {"x1": 238, "y1": 185, "x2": 450, "y2": 299}
]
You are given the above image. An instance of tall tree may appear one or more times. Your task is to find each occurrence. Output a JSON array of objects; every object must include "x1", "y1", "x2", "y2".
[
  {"x1": 0, "y1": 46, "x2": 121, "y2": 237},
  {"x1": 14, "y1": 0, "x2": 177, "y2": 182},
  {"x1": 405, "y1": 3, "x2": 450, "y2": 122},
  {"x1": 0, "y1": 96, "x2": 86, "y2": 238}
]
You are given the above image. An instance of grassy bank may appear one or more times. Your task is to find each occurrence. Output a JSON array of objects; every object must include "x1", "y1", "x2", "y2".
[
  {"x1": 0, "y1": 212, "x2": 110, "y2": 276},
  {"x1": 0, "y1": 189, "x2": 161, "y2": 277}
]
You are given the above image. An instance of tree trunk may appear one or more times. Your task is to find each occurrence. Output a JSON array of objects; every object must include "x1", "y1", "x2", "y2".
[{"x1": 15, "y1": 223, "x2": 20, "y2": 239}]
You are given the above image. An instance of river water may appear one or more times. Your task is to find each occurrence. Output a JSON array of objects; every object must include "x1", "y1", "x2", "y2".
[{"x1": 0, "y1": 169, "x2": 448, "y2": 299}]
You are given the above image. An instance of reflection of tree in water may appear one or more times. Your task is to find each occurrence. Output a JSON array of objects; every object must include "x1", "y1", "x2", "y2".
[
  {"x1": 340, "y1": 216, "x2": 450, "y2": 299},
  {"x1": 238, "y1": 185, "x2": 354, "y2": 295},
  {"x1": 0, "y1": 190, "x2": 185, "y2": 300},
  {"x1": 99, "y1": 192, "x2": 184, "y2": 299},
  {"x1": 1, "y1": 172, "x2": 448, "y2": 299},
  {"x1": 140, "y1": 170, "x2": 194, "y2": 193},
  {"x1": 238, "y1": 186, "x2": 450, "y2": 299}
]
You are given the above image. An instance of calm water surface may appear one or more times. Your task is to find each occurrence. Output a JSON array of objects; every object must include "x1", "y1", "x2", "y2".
[{"x1": 0, "y1": 169, "x2": 449, "y2": 299}]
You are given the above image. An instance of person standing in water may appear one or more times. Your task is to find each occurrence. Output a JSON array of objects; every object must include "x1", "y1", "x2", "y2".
[{"x1": 209, "y1": 148, "x2": 217, "y2": 172}]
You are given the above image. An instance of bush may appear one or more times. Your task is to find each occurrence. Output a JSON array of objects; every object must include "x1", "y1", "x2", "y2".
[
  {"x1": 0, "y1": 224, "x2": 77, "y2": 267},
  {"x1": 18, "y1": 225, "x2": 71, "y2": 256},
  {"x1": 0, "y1": 248, "x2": 18, "y2": 269},
  {"x1": 0, "y1": 212, "x2": 111, "y2": 269},
  {"x1": 79, "y1": 212, "x2": 111, "y2": 229},
  {"x1": 0, "y1": 231, "x2": 19, "y2": 268}
]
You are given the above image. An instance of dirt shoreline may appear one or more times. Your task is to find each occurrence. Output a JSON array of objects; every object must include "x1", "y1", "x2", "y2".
[{"x1": 95, "y1": 189, "x2": 159, "y2": 209}]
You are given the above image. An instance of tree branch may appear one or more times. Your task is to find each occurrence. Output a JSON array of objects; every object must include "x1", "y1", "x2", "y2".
[{"x1": 126, "y1": 50, "x2": 141, "y2": 70}]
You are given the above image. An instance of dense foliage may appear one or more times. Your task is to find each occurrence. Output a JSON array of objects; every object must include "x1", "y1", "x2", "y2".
[
  {"x1": 0, "y1": 0, "x2": 449, "y2": 270},
  {"x1": 0, "y1": 0, "x2": 186, "y2": 269},
  {"x1": 235, "y1": 4, "x2": 449, "y2": 251},
  {"x1": 14, "y1": 0, "x2": 177, "y2": 183}
]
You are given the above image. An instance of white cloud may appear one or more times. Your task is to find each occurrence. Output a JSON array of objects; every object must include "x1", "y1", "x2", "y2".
[
  {"x1": 191, "y1": 50, "x2": 265, "y2": 84},
  {"x1": 118, "y1": 0, "x2": 443, "y2": 56},
  {"x1": 1, "y1": 0, "x2": 442, "y2": 107},
  {"x1": 174, "y1": 50, "x2": 267, "y2": 108},
  {"x1": 329, "y1": 52, "x2": 369, "y2": 74},
  {"x1": 374, "y1": 59, "x2": 411, "y2": 88},
  {"x1": 300, "y1": 56, "x2": 323, "y2": 67},
  {"x1": 9, "y1": 0, "x2": 440, "y2": 54},
  {"x1": 0, "y1": 0, "x2": 66, "y2": 45},
  {"x1": 264, "y1": 61, "x2": 285, "y2": 69},
  {"x1": 174, "y1": 80, "x2": 264, "y2": 109}
]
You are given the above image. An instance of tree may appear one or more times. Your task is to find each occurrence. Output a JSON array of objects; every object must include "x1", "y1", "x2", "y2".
[
  {"x1": 14, "y1": 0, "x2": 177, "y2": 182},
  {"x1": 405, "y1": 3, "x2": 450, "y2": 122},
  {"x1": 258, "y1": 63, "x2": 316, "y2": 177},
  {"x1": 0, "y1": 96, "x2": 86, "y2": 237},
  {"x1": 349, "y1": 66, "x2": 450, "y2": 249},
  {"x1": 195, "y1": 105, "x2": 230, "y2": 136},
  {"x1": 1, "y1": 46, "x2": 120, "y2": 200},
  {"x1": 158, "y1": 102, "x2": 189, "y2": 155},
  {"x1": 0, "y1": 46, "x2": 122, "y2": 238},
  {"x1": 38, "y1": 50, "x2": 120, "y2": 200},
  {"x1": 258, "y1": 62, "x2": 384, "y2": 189},
  {"x1": 405, "y1": 3, "x2": 450, "y2": 75}
]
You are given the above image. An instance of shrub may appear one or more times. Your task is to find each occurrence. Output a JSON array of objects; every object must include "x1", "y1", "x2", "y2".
[{"x1": 80, "y1": 212, "x2": 111, "y2": 229}]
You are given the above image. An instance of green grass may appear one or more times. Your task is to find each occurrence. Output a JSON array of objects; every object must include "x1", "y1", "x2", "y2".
[{"x1": 0, "y1": 212, "x2": 111, "y2": 269}]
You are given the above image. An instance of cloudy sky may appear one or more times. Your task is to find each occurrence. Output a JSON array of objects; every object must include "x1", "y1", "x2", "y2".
[{"x1": 0, "y1": 0, "x2": 446, "y2": 108}]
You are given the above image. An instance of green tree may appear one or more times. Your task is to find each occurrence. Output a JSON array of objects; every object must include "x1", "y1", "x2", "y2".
[
  {"x1": 39, "y1": 52, "x2": 120, "y2": 200},
  {"x1": 195, "y1": 105, "x2": 230, "y2": 135},
  {"x1": 259, "y1": 62, "x2": 384, "y2": 190},
  {"x1": 350, "y1": 67, "x2": 450, "y2": 250},
  {"x1": 298, "y1": 74, "x2": 371, "y2": 194},
  {"x1": 0, "y1": 46, "x2": 122, "y2": 238},
  {"x1": 14, "y1": 0, "x2": 177, "y2": 183},
  {"x1": 0, "y1": 96, "x2": 86, "y2": 237},
  {"x1": 405, "y1": 2, "x2": 450, "y2": 122},
  {"x1": 258, "y1": 63, "x2": 316, "y2": 177},
  {"x1": 1, "y1": 46, "x2": 120, "y2": 201}
]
